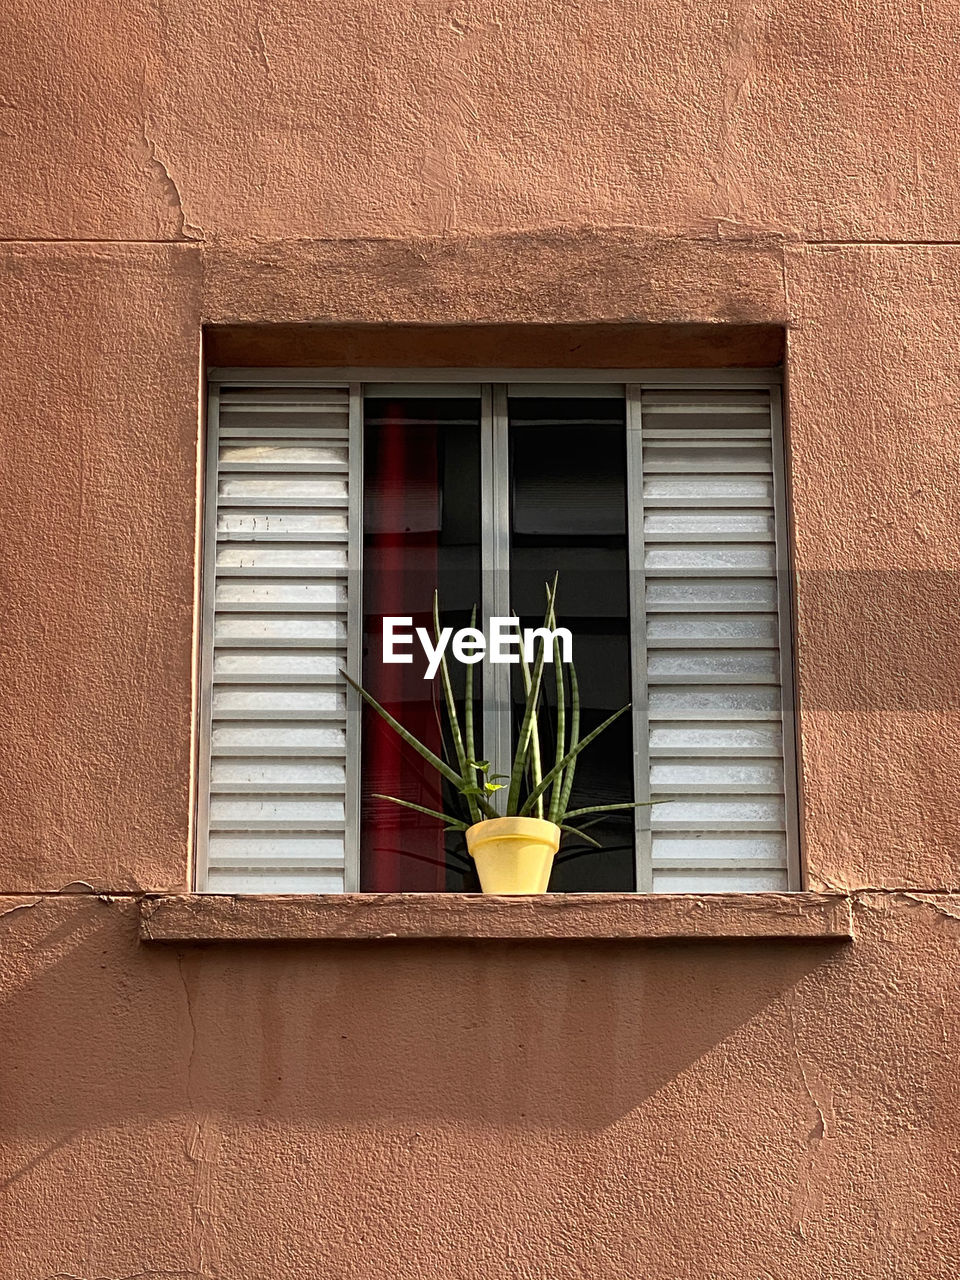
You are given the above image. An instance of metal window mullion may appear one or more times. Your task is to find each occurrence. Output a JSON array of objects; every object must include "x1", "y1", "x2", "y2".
[
  {"x1": 195, "y1": 383, "x2": 221, "y2": 891},
  {"x1": 342, "y1": 383, "x2": 364, "y2": 891},
  {"x1": 626, "y1": 385, "x2": 653, "y2": 893},
  {"x1": 770, "y1": 386, "x2": 803, "y2": 890},
  {"x1": 481, "y1": 385, "x2": 513, "y2": 803}
]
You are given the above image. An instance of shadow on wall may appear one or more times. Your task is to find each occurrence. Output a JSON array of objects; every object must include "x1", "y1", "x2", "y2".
[{"x1": 0, "y1": 897, "x2": 847, "y2": 1140}]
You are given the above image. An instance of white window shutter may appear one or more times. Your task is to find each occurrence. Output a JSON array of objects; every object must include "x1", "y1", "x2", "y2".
[
  {"x1": 629, "y1": 387, "x2": 798, "y2": 892},
  {"x1": 197, "y1": 385, "x2": 361, "y2": 893}
]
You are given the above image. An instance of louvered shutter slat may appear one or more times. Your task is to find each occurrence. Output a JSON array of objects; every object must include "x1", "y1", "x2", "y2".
[
  {"x1": 636, "y1": 388, "x2": 794, "y2": 892},
  {"x1": 199, "y1": 385, "x2": 357, "y2": 894},
  {"x1": 215, "y1": 580, "x2": 347, "y2": 611},
  {"x1": 212, "y1": 685, "x2": 346, "y2": 719},
  {"x1": 646, "y1": 614, "x2": 778, "y2": 646},
  {"x1": 648, "y1": 721, "x2": 783, "y2": 756},
  {"x1": 213, "y1": 615, "x2": 347, "y2": 647},
  {"x1": 644, "y1": 511, "x2": 775, "y2": 540}
]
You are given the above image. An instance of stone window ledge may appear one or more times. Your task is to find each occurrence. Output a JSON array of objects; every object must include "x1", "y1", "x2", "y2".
[{"x1": 139, "y1": 892, "x2": 853, "y2": 943}]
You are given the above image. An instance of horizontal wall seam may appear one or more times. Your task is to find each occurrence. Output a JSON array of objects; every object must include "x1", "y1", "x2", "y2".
[
  {"x1": 0, "y1": 237, "x2": 202, "y2": 245},
  {"x1": 2, "y1": 887, "x2": 960, "y2": 899},
  {"x1": 803, "y1": 240, "x2": 960, "y2": 247},
  {"x1": 4, "y1": 237, "x2": 960, "y2": 248}
]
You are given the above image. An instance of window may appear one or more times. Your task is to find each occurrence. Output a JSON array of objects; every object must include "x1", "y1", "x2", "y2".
[{"x1": 197, "y1": 370, "x2": 798, "y2": 895}]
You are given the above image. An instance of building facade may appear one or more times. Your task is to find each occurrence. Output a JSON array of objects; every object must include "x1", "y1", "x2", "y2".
[{"x1": 3, "y1": 0, "x2": 960, "y2": 1275}]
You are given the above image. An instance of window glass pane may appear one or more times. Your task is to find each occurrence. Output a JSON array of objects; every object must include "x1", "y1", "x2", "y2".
[
  {"x1": 509, "y1": 396, "x2": 634, "y2": 892},
  {"x1": 361, "y1": 397, "x2": 482, "y2": 891}
]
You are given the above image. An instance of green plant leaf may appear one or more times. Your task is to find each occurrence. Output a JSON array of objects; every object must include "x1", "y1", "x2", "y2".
[
  {"x1": 506, "y1": 576, "x2": 557, "y2": 815},
  {"x1": 547, "y1": 595, "x2": 566, "y2": 824},
  {"x1": 372, "y1": 794, "x2": 469, "y2": 830},
  {"x1": 344, "y1": 666, "x2": 500, "y2": 821},
  {"x1": 434, "y1": 590, "x2": 479, "y2": 824},
  {"x1": 515, "y1": 603, "x2": 546, "y2": 819},
  {"x1": 464, "y1": 603, "x2": 479, "y2": 811},
  {"x1": 557, "y1": 660, "x2": 581, "y2": 822},
  {"x1": 562, "y1": 800, "x2": 659, "y2": 819},
  {"x1": 519, "y1": 703, "x2": 631, "y2": 818},
  {"x1": 558, "y1": 823, "x2": 602, "y2": 849},
  {"x1": 342, "y1": 670, "x2": 464, "y2": 788}
]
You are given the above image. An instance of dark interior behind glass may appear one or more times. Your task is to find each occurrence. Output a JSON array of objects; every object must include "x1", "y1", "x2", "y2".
[{"x1": 509, "y1": 395, "x2": 635, "y2": 891}]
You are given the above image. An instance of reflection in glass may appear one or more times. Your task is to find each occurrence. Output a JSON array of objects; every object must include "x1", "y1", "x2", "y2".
[{"x1": 361, "y1": 398, "x2": 482, "y2": 891}]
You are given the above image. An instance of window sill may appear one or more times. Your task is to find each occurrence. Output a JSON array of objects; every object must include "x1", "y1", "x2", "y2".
[{"x1": 139, "y1": 892, "x2": 853, "y2": 943}]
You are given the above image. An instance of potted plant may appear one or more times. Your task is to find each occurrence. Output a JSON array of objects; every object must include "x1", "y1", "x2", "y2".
[{"x1": 344, "y1": 578, "x2": 651, "y2": 894}]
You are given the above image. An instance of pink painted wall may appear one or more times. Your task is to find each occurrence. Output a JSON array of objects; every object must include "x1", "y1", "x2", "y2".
[{"x1": 3, "y1": 1, "x2": 960, "y2": 1275}]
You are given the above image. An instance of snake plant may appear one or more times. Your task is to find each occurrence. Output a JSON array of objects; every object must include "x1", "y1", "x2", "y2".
[{"x1": 343, "y1": 576, "x2": 653, "y2": 847}]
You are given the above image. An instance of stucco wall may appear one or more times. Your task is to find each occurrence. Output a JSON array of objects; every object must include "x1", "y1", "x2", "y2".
[{"x1": 3, "y1": 0, "x2": 960, "y2": 1275}]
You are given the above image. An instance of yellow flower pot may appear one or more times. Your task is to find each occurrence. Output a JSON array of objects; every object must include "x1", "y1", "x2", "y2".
[{"x1": 465, "y1": 816, "x2": 562, "y2": 894}]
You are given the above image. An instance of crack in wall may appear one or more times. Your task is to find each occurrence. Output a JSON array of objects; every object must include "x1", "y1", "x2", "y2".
[
  {"x1": 802, "y1": 883, "x2": 960, "y2": 926},
  {"x1": 814, "y1": 881, "x2": 960, "y2": 897},
  {"x1": 851, "y1": 890, "x2": 960, "y2": 926},
  {"x1": 177, "y1": 953, "x2": 199, "y2": 1104},
  {"x1": 0, "y1": 898, "x2": 41, "y2": 924},
  {"x1": 899, "y1": 893, "x2": 960, "y2": 924},
  {"x1": 176, "y1": 955, "x2": 220, "y2": 1276},
  {"x1": 251, "y1": 19, "x2": 273, "y2": 79},
  {"x1": 786, "y1": 995, "x2": 835, "y2": 1242},
  {"x1": 135, "y1": 125, "x2": 202, "y2": 243},
  {"x1": 43, "y1": 1270, "x2": 211, "y2": 1279}
]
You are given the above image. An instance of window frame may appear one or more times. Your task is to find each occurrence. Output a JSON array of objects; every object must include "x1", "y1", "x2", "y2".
[{"x1": 199, "y1": 367, "x2": 799, "y2": 894}]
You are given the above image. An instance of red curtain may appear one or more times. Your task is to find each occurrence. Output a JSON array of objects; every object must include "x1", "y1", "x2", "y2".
[{"x1": 360, "y1": 405, "x2": 447, "y2": 891}]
